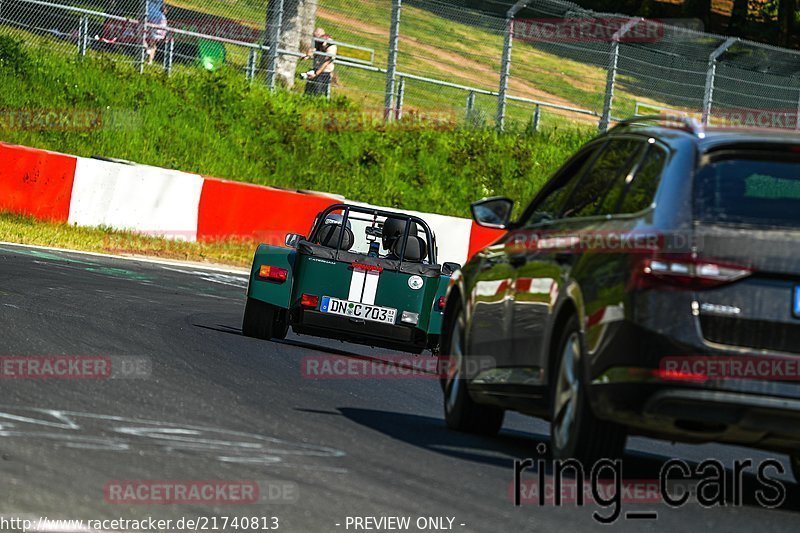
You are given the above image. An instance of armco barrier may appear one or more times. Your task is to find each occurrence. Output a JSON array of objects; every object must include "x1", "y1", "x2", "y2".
[
  {"x1": 197, "y1": 178, "x2": 339, "y2": 245},
  {"x1": 0, "y1": 143, "x2": 77, "y2": 222},
  {"x1": 69, "y1": 158, "x2": 205, "y2": 241},
  {"x1": 0, "y1": 141, "x2": 504, "y2": 264}
]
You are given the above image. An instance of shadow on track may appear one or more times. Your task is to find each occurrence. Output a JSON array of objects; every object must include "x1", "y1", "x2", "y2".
[{"x1": 337, "y1": 407, "x2": 546, "y2": 469}]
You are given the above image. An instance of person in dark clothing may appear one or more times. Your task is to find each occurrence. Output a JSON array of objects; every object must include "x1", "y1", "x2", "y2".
[{"x1": 302, "y1": 28, "x2": 337, "y2": 97}]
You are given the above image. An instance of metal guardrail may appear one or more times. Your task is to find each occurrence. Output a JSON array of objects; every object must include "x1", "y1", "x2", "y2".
[
  {"x1": 314, "y1": 37, "x2": 374, "y2": 66},
  {"x1": 9, "y1": 0, "x2": 127, "y2": 21},
  {"x1": 335, "y1": 59, "x2": 600, "y2": 127}
]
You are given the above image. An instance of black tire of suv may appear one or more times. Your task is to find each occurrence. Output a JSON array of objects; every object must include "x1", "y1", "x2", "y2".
[
  {"x1": 442, "y1": 301, "x2": 504, "y2": 435},
  {"x1": 549, "y1": 314, "x2": 627, "y2": 465},
  {"x1": 791, "y1": 454, "x2": 800, "y2": 485},
  {"x1": 242, "y1": 297, "x2": 283, "y2": 340}
]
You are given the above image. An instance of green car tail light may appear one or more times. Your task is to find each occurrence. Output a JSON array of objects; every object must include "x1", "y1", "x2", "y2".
[{"x1": 259, "y1": 265, "x2": 289, "y2": 282}]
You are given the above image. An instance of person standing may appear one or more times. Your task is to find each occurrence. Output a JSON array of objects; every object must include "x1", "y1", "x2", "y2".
[
  {"x1": 302, "y1": 28, "x2": 337, "y2": 97},
  {"x1": 145, "y1": 3, "x2": 168, "y2": 65}
]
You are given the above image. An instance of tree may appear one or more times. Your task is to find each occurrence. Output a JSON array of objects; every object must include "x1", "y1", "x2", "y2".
[
  {"x1": 263, "y1": 0, "x2": 318, "y2": 88},
  {"x1": 682, "y1": 0, "x2": 711, "y2": 30},
  {"x1": 777, "y1": 0, "x2": 796, "y2": 46},
  {"x1": 729, "y1": 0, "x2": 749, "y2": 36}
]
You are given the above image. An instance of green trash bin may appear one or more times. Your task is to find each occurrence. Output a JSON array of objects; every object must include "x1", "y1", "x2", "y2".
[{"x1": 198, "y1": 39, "x2": 226, "y2": 71}]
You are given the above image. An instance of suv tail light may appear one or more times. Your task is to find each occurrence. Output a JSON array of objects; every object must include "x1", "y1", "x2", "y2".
[
  {"x1": 630, "y1": 254, "x2": 751, "y2": 291},
  {"x1": 259, "y1": 265, "x2": 288, "y2": 282}
]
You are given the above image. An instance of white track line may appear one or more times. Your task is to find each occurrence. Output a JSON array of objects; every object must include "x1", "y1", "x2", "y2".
[{"x1": 0, "y1": 241, "x2": 249, "y2": 275}]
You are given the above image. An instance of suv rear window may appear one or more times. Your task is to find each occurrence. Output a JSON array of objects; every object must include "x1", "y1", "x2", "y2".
[{"x1": 694, "y1": 154, "x2": 800, "y2": 228}]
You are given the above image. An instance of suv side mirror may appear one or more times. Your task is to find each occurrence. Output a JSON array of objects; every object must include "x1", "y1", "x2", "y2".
[
  {"x1": 285, "y1": 233, "x2": 304, "y2": 248},
  {"x1": 442, "y1": 262, "x2": 461, "y2": 276},
  {"x1": 471, "y1": 197, "x2": 514, "y2": 229}
]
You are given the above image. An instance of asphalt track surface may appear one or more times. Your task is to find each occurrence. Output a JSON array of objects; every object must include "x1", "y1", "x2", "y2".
[{"x1": 0, "y1": 242, "x2": 798, "y2": 532}]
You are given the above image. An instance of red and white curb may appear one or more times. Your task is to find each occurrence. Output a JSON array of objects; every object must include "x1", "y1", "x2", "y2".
[{"x1": 0, "y1": 142, "x2": 503, "y2": 264}]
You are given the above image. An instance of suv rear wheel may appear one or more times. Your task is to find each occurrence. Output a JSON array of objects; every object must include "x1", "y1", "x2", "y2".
[
  {"x1": 442, "y1": 301, "x2": 504, "y2": 435},
  {"x1": 242, "y1": 297, "x2": 288, "y2": 340},
  {"x1": 791, "y1": 454, "x2": 800, "y2": 484},
  {"x1": 550, "y1": 315, "x2": 627, "y2": 464}
]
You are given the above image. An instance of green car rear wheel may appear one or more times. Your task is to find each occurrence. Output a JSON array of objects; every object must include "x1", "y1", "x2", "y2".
[{"x1": 242, "y1": 297, "x2": 288, "y2": 340}]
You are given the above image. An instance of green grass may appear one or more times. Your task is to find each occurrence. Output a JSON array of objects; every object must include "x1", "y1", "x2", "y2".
[
  {"x1": 0, "y1": 35, "x2": 594, "y2": 218},
  {"x1": 0, "y1": 212, "x2": 255, "y2": 266}
]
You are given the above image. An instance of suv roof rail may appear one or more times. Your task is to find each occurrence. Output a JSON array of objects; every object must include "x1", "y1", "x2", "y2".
[{"x1": 611, "y1": 114, "x2": 705, "y2": 137}]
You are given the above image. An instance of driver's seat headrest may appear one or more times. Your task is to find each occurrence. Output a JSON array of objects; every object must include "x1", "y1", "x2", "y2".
[
  {"x1": 316, "y1": 223, "x2": 354, "y2": 250},
  {"x1": 382, "y1": 218, "x2": 418, "y2": 249}
]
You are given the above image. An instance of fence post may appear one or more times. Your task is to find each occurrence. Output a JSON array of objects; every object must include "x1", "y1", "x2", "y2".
[
  {"x1": 384, "y1": 0, "x2": 402, "y2": 122},
  {"x1": 599, "y1": 18, "x2": 642, "y2": 132},
  {"x1": 496, "y1": 16, "x2": 513, "y2": 131},
  {"x1": 164, "y1": 38, "x2": 174, "y2": 75},
  {"x1": 531, "y1": 104, "x2": 540, "y2": 132},
  {"x1": 246, "y1": 49, "x2": 257, "y2": 81},
  {"x1": 598, "y1": 41, "x2": 619, "y2": 132},
  {"x1": 701, "y1": 37, "x2": 737, "y2": 126},
  {"x1": 78, "y1": 15, "x2": 88, "y2": 57},
  {"x1": 496, "y1": 1, "x2": 529, "y2": 132},
  {"x1": 796, "y1": 88, "x2": 800, "y2": 131},
  {"x1": 138, "y1": 0, "x2": 149, "y2": 74},
  {"x1": 466, "y1": 90, "x2": 475, "y2": 122},
  {"x1": 266, "y1": 0, "x2": 284, "y2": 90},
  {"x1": 396, "y1": 76, "x2": 405, "y2": 120}
]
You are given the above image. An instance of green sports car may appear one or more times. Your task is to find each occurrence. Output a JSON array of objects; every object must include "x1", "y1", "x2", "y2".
[{"x1": 242, "y1": 204, "x2": 461, "y2": 353}]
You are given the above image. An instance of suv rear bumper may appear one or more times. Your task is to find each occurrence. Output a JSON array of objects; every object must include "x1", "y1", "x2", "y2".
[{"x1": 589, "y1": 376, "x2": 800, "y2": 452}]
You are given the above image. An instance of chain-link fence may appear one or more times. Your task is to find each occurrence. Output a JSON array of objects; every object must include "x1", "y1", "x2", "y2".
[
  {"x1": 515, "y1": 0, "x2": 800, "y2": 130},
  {"x1": 2, "y1": 0, "x2": 800, "y2": 131}
]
